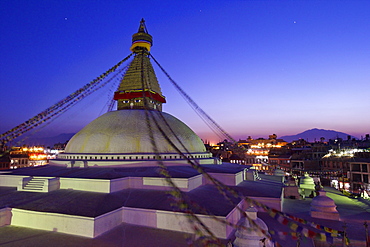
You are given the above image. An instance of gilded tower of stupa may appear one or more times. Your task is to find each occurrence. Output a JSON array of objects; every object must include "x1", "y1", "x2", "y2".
[{"x1": 114, "y1": 19, "x2": 166, "y2": 111}]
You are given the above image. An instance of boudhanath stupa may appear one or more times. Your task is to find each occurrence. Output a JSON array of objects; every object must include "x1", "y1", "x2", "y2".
[
  {"x1": 51, "y1": 19, "x2": 214, "y2": 168},
  {"x1": 1, "y1": 20, "x2": 370, "y2": 247}
]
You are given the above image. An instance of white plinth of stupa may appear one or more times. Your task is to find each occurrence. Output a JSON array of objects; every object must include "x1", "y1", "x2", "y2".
[{"x1": 310, "y1": 190, "x2": 340, "y2": 221}]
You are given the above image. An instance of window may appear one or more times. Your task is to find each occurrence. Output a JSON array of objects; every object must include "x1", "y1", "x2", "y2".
[
  {"x1": 362, "y1": 164, "x2": 368, "y2": 172},
  {"x1": 123, "y1": 100, "x2": 129, "y2": 103},
  {"x1": 135, "y1": 99, "x2": 141, "y2": 103},
  {"x1": 364, "y1": 175, "x2": 369, "y2": 183},
  {"x1": 352, "y1": 164, "x2": 361, "y2": 172},
  {"x1": 353, "y1": 174, "x2": 362, "y2": 182}
]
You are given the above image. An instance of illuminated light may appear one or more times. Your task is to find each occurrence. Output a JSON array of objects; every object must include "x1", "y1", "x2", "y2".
[
  {"x1": 29, "y1": 153, "x2": 47, "y2": 161},
  {"x1": 256, "y1": 155, "x2": 268, "y2": 159}
]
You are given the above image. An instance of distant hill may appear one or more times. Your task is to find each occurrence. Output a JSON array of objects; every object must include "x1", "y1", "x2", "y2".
[
  {"x1": 17, "y1": 133, "x2": 75, "y2": 147},
  {"x1": 280, "y1": 128, "x2": 356, "y2": 142}
]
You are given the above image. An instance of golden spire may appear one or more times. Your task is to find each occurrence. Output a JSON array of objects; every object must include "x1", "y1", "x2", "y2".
[{"x1": 114, "y1": 19, "x2": 166, "y2": 111}]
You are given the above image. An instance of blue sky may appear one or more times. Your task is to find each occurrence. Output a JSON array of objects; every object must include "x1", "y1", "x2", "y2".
[{"x1": 1, "y1": 0, "x2": 370, "y2": 143}]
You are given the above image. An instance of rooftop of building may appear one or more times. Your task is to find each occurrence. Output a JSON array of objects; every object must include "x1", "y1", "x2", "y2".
[
  {"x1": 0, "y1": 164, "x2": 281, "y2": 218},
  {"x1": 1, "y1": 176, "x2": 370, "y2": 246}
]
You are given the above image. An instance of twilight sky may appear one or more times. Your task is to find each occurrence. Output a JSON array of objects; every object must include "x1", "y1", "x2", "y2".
[{"x1": 1, "y1": 0, "x2": 370, "y2": 144}]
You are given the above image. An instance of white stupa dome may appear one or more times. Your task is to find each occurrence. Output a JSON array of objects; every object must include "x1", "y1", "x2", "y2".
[
  {"x1": 65, "y1": 109, "x2": 206, "y2": 154},
  {"x1": 52, "y1": 109, "x2": 214, "y2": 168}
]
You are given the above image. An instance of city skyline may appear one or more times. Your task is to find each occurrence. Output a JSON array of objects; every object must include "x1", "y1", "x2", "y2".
[{"x1": 1, "y1": 1, "x2": 370, "y2": 143}]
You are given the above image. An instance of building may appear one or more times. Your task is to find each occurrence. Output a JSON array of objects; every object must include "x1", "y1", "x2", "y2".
[
  {"x1": 321, "y1": 149, "x2": 370, "y2": 191},
  {"x1": 8, "y1": 146, "x2": 48, "y2": 169},
  {"x1": 238, "y1": 135, "x2": 288, "y2": 171},
  {"x1": 268, "y1": 154, "x2": 291, "y2": 170},
  {"x1": 348, "y1": 152, "x2": 370, "y2": 193},
  {"x1": 0, "y1": 154, "x2": 10, "y2": 170},
  {"x1": 288, "y1": 142, "x2": 330, "y2": 172}
]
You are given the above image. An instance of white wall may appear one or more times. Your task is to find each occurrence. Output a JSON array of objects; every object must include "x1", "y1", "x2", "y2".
[
  {"x1": 59, "y1": 177, "x2": 110, "y2": 193},
  {"x1": 188, "y1": 174, "x2": 203, "y2": 191},
  {"x1": 122, "y1": 207, "x2": 157, "y2": 228},
  {"x1": 156, "y1": 210, "x2": 228, "y2": 239},
  {"x1": 235, "y1": 171, "x2": 244, "y2": 185},
  {"x1": 110, "y1": 177, "x2": 130, "y2": 192},
  {"x1": 0, "y1": 175, "x2": 29, "y2": 187},
  {"x1": 11, "y1": 209, "x2": 95, "y2": 238},
  {"x1": 122, "y1": 207, "x2": 236, "y2": 239},
  {"x1": 8, "y1": 204, "x2": 241, "y2": 239},
  {"x1": 205, "y1": 173, "x2": 239, "y2": 186},
  {"x1": 94, "y1": 208, "x2": 123, "y2": 237},
  {"x1": 1, "y1": 170, "x2": 241, "y2": 194},
  {"x1": 110, "y1": 176, "x2": 204, "y2": 192},
  {"x1": 250, "y1": 197, "x2": 282, "y2": 211}
]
